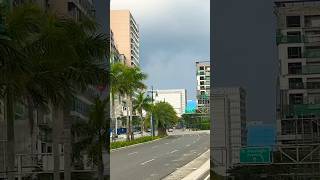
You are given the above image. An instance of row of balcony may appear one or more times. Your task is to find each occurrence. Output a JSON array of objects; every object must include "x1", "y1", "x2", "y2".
[
  {"x1": 197, "y1": 94, "x2": 210, "y2": 100},
  {"x1": 289, "y1": 82, "x2": 320, "y2": 90},
  {"x1": 196, "y1": 71, "x2": 210, "y2": 76},
  {"x1": 276, "y1": 35, "x2": 307, "y2": 44},
  {"x1": 276, "y1": 33, "x2": 320, "y2": 45},
  {"x1": 288, "y1": 65, "x2": 320, "y2": 75},
  {"x1": 283, "y1": 103, "x2": 320, "y2": 117}
]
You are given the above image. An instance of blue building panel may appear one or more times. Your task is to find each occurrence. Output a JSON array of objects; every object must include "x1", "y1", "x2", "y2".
[{"x1": 247, "y1": 123, "x2": 276, "y2": 146}]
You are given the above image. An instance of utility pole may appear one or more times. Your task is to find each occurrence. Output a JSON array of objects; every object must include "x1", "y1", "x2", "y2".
[
  {"x1": 148, "y1": 86, "x2": 157, "y2": 137},
  {"x1": 151, "y1": 86, "x2": 155, "y2": 137}
]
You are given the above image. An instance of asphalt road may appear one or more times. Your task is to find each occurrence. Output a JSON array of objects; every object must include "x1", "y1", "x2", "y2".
[{"x1": 110, "y1": 131, "x2": 209, "y2": 180}]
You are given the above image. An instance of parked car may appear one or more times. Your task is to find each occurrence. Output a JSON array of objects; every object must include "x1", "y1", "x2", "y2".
[{"x1": 168, "y1": 128, "x2": 173, "y2": 132}]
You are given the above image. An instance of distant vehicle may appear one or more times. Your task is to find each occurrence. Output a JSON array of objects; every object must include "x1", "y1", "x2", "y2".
[
  {"x1": 147, "y1": 128, "x2": 151, "y2": 132},
  {"x1": 168, "y1": 128, "x2": 173, "y2": 132}
]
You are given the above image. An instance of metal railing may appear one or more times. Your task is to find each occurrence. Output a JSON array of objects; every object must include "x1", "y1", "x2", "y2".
[
  {"x1": 302, "y1": 65, "x2": 320, "y2": 74},
  {"x1": 277, "y1": 35, "x2": 307, "y2": 44},
  {"x1": 304, "y1": 49, "x2": 320, "y2": 58},
  {"x1": 281, "y1": 104, "x2": 320, "y2": 118},
  {"x1": 0, "y1": 152, "x2": 97, "y2": 178},
  {"x1": 289, "y1": 82, "x2": 320, "y2": 89}
]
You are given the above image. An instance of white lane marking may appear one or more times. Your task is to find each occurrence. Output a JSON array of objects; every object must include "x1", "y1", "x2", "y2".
[
  {"x1": 170, "y1": 149, "x2": 179, "y2": 154},
  {"x1": 128, "y1": 152, "x2": 138, "y2": 156},
  {"x1": 172, "y1": 159, "x2": 180, "y2": 162},
  {"x1": 152, "y1": 145, "x2": 158, "y2": 148},
  {"x1": 141, "y1": 159, "x2": 155, "y2": 165},
  {"x1": 164, "y1": 163, "x2": 170, "y2": 166},
  {"x1": 204, "y1": 174, "x2": 210, "y2": 180},
  {"x1": 165, "y1": 142, "x2": 169, "y2": 145},
  {"x1": 186, "y1": 144, "x2": 190, "y2": 147}
]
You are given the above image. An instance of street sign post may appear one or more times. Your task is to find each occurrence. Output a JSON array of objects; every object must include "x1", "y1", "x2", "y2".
[{"x1": 240, "y1": 147, "x2": 272, "y2": 164}]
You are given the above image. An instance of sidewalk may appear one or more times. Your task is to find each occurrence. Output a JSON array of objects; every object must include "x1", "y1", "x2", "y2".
[{"x1": 163, "y1": 149, "x2": 210, "y2": 180}]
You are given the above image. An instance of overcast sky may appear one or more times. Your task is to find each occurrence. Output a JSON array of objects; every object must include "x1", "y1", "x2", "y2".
[
  {"x1": 212, "y1": 0, "x2": 277, "y2": 123},
  {"x1": 111, "y1": 0, "x2": 277, "y2": 123},
  {"x1": 111, "y1": 0, "x2": 210, "y2": 100}
]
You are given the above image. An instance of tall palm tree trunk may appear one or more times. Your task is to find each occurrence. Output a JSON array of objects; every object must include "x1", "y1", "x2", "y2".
[
  {"x1": 129, "y1": 96, "x2": 134, "y2": 141},
  {"x1": 111, "y1": 93, "x2": 116, "y2": 137},
  {"x1": 27, "y1": 97, "x2": 35, "y2": 164},
  {"x1": 52, "y1": 106, "x2": 61, "y2": 180},
  {"x1": 97, "y1": 135, "x2": 104, "y2": 180},
  {"x1": 125, "y1": 94, "x2": 129, "y2": 141},
  {"x1": 126, "y1": 107, "x2": 130, "y2": 141},
  {"x1": 6, "y1": 88, "x2": 15, "y2": 180},
  {"x1": 63, "y1": 107, "x2": 72, "y2": 180},
  {"x1": 140, "y1": 110, "x2": 144, "y2": 136}
]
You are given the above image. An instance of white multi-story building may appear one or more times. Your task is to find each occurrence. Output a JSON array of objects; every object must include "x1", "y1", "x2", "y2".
[
  {"x1": 196, "y1": 61, "x2": 210, "y2": 113},
  {"x1": 211, "y1": 87, "x2": 247, "y2": 176},
  {"x1": 275, "y1": 0, "x2": 320, "y2": 144},
  {"x1": 154, "y1": 89, "x2": 187, "y2": 117},
  {"x1": 274, "y1": 1, "x2": 320, "y2": 175}
]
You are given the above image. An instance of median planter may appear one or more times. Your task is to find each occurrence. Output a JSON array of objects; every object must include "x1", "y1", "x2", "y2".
[{"x1": 110, "y1": 136, "x2": 164, "y2": 150}]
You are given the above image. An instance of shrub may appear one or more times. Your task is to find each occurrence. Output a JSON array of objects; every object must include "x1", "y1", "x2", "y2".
[{"x1": 110, "y1": 136, "x2": 163, "y2": 149}]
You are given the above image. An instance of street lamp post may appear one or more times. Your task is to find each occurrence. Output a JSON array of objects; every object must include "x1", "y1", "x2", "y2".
[{"x1": 148, "y1": 86, "x2": 157, "y2": 137}]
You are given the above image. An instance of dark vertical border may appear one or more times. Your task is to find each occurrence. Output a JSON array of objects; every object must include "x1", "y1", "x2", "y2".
[
  {"x1": 93, "y1": 0, "x2": 110, "y2": 179},
  {"x1": 210, "y1": 0, "x2": 214, "y2": 176}
]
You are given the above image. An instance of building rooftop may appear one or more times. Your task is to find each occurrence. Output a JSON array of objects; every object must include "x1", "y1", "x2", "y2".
[{"x1": 275, "y1": 0, "x2": 320, "y2": 7}]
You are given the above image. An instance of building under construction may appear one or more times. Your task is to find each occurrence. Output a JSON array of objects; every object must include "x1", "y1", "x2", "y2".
[
  {"x1": 275, "y1": 0, "x2": 320, "y2": 178},
  {"x1": 196, "y1": 61, "x2": 210, "y2": 114}
]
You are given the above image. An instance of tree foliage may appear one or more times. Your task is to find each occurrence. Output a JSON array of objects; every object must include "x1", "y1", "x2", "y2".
[{"x1": 151, "y1": 102, "x2": 178, "y2": 136}]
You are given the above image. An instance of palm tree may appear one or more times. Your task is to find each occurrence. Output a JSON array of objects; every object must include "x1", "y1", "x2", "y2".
[
  {"x1": 4, "y1": 4, "x2": 108, "y2": 180},
  {"x1": 0, "y1": 4, "x2": 45, "y2": 180},
  {"x1": 119, "y1": 66, "x2": 147, "y2": 141},
  {"x1": 55, "y1": 18, "x2": 107, "y2": 180},
  {"x1": 133, "y1": 91, "x2": 151, "y2": 136},
  {"x1": 110, "y1": 62, "x2": 126, "y2": 136},
  {"x1": 73, "y1": 97, "x2": 109, "y2": 180},
  {"x1": 152, "y1": 102, "x2": 178, "y2": 136}
]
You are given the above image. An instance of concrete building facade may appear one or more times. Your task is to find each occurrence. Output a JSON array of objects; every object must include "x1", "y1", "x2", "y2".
[
  {"x1": 196, "y1": 61, "x2": 210, "y2": 113},
  {"x1": 211, "y1": 94, "x2": 231, "y2": 176},
  {"x1": 154, "y1": 89, "x2": 187, "y2": 117},
  {"x1": 275, "y1": 0, "x2": 320, "y2": 145},
  {"x1": 211, "y1": 87, "x2": 247, "y2": 176},
  {"x1": 111, "y1": 10, "x2": 140, "y2": 67},
  {"x1": 274, "y1": 1, "x2": 320, "y2": 176},
  {"x1": 12, "y1": 0, "x2": 95, "y2": 21}
]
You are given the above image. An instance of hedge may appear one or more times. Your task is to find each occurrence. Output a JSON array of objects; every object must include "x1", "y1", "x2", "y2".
[{"x1": 110, "y1": 136, "x2": 163, "y2": 149}]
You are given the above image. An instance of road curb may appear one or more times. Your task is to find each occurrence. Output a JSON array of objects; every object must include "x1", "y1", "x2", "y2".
[
  {"x1": 110, "y1": 136, "x2": 169, "y2": 152},
  {"x1": 162, "y1": 149, "x2": 210, "y2": 180},
  {"x1": 182, "y1": 159, "x2": 210, "y2": 180}
]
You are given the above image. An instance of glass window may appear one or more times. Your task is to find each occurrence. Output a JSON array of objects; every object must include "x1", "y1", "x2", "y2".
[
  {"x1": 289, "y1": 78, "x2": 303, "y2": 89},
  {"x1": 286, "y1": 16, "x2": 300, "y2": 27},
  {"x1": 288, "y1": 62, "x2": 302, "y2": 74},
  {"x1": 288, "y1": 47, "x2": 301, "y2": 58},
  {"x1": 289, "y1": 93, "x2": 303, "y2": 105}
]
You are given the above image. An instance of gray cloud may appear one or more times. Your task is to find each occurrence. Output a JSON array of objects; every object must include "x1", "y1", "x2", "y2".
[{"x1": 111, "y1": 0, "x2": 210, "y2": 100}]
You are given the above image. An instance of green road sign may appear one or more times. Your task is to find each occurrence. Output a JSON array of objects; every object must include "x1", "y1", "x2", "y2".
[{"x1": 240, "y1": 147, "x2": 272, "y2": 164}]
